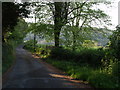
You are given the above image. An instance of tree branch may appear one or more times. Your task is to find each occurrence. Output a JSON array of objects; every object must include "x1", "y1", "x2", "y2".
[{"x1": 67, "y1": 1, "x2": 87, "y2": 15}]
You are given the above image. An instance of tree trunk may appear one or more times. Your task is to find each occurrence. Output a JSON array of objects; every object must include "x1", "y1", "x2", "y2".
[
  {"x1": 54, "y1": 2, "x2": 62, "y2": 47},
  {"x1": 54, "y1": 30, "x2": 60, "y2": 47},
  {"x1": 53, "y1": 2, "x2": 69, "y2": 47},
  {"x1": 72, "y1": 31, "x2": 76, "y2": 51}
]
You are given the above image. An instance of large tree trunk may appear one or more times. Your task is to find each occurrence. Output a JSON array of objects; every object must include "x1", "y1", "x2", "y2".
[
  {"x1": 54, "y1": 2, "x2": 62, "y2": 47},
  {"x1": 54, "y1": 29, "x2": 60, "y2": 47},
  {"x1": 54, "y1": 2, "x2": 68, "y2": 47}
]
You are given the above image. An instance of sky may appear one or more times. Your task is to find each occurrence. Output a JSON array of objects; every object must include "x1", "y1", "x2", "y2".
[
  {"x1": 24, "y1": 0, "x2": 119, "y2": 30},
  {"x1": 102, "y1": 0, "x2": 119, "y2": 30}
]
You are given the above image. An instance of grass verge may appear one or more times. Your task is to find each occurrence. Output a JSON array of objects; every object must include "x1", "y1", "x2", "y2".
[
  {"x1": 2, "y1": 42, "x2": 16, "y2": 74},
  {"x1": 45, "y1": 58, "x2": 119, "y2": 88}
]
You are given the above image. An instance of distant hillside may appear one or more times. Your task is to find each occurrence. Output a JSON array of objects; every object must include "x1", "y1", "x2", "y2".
[{"x1": 90, "y1": 28, "x2": 113, "y2": 46}]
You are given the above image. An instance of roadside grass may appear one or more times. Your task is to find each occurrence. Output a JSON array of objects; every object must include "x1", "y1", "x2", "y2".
[
  {"x1": 2, "y1": 40, "x2": 17, "y2": 74},
  {"x1": 46, "y1": 58, "x2": 95, "y2": 80},
  {"x1": 2, "y1": 43, "x2": 15, "y2": 74},
  {"x1": 45, "y1": 58, "x2": 119, "y2": 88}
]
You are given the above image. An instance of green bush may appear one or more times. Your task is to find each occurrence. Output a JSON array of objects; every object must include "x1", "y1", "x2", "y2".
[
  {"x1": 2, "y1": 43, "x2": 15, "y2": 74},
  {"x1": 75, "y1": 48, "x2": 105, "y2": 67},
  {"x1": 46, "y1": 59, "x2": 93, "y2": 81},
  {"x1": 70, "y1": 66, "x2": 93, "y2": 81},
  {"x1": 112, "y1": 61, "x2": 120, "y2": 85},
  {"x1": 88, "y1": 72, "x2": 118, "y2": 88},
  {"x1": 110, "y1": 25, "x2": 120, "y2": 60},
  {"x1": 46, "y1": 59, "x2": 119, "y2": 88},
  {"x1": 112, "y1": 61, "x2": 120, "y2": 76},
  {"x1": 49, "y1": 47, "x2": 76, "y2": 60},
  {"x1": 23, "y1": 40, "x2": 37, "y2": 52},
  {"x1": 49, "y1": 47, "x2": 105, "y2": 67},
  {"x1": 100, "y1": 58, "x2": 120, "y2": 88}
]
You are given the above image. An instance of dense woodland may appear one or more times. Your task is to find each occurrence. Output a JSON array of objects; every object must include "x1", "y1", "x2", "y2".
[{"x1": 2, "y1": 1, "x2": 120, "y2": 88}]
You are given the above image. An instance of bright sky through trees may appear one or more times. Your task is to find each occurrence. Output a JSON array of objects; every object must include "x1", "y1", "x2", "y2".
[{"x1": 23, "y1": 0, "x2": 119, "y2": 30}]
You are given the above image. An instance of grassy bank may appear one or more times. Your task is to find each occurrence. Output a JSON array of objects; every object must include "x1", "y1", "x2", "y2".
[
  {"x1": 45, "y1": 58, "x2": 119, "y2": 88},
  {"x1": 2, "y1": 41, "x2": 17, "y2": 74}
]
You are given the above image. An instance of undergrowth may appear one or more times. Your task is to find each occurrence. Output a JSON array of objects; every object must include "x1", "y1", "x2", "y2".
[
  {"x1": 46, "y1": 58, "x2": 119, "y2": 88},
  {"x1": 2, "y1": 42, "x2": 15, "y2": 74}
]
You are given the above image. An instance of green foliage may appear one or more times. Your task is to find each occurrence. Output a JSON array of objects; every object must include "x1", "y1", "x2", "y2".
[
  {"x1": 46, "y1": 45, "x2": 119, "y2": 88},
  {"x1": 23, "y1": 41, "x2": 51, "y2": 58},
  {"x1": 82, "y1": 40, "x2": 98, "y2": 48},
  {"x1": 76, "y1": 48, "x2": 105, "y2": 67},
  {"x1": 112, "y1": 61, "x2": 120, "y2": 77},
  {"x1": 46, "y1": 59, "x2": 119, "y2": 88},
  {"x1": 110, "y1": 25, "x2": 120, "y2": 60},
  {"x1": 23, "y1": 40, "x2": 37, "y2": 52},
  {"x1": 49, "y1": 47, "x2": 75, "y2": 60},
  {"x1": 88, "y1": 72, "x2": 118, "y2": 88},
  {"x1": 36, "y1": 45, "x2": 51, "y2": 58},
  {"x1": 2, "y1": 42, "x2": 15, "y2": 74},
  {"x1": 46, "y1": 59, "x2": 93, "y2": 81},
  {"x1": 26, "y1": 23, "x2": 54, "y2": 42},
  {"x1": 25, "y1": 43, "x2": 119, "y2": 88},
  {"x1": 2, "y1": 2, "x2": 30, "y2": 42},
  {"x1": 60, "y1": 25, "x2": 111, "y2": 50},
  {"x1": 111, "y1": 61, "x2": 120, "y2": 87},
  {"x1": 69, "y1": 66, "x2": 93, "y2": 81},
  {"x1": 49, "y1": 47, "x2": 105, "y2": 67},
  {"x1": 9, "y1": 19, "x2": 28, "y2": 43}
]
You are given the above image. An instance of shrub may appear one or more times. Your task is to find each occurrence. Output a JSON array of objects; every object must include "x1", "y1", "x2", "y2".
[
  {"x1": 82, "y1": 40, "x2": 98, "y2": 48},
  {"x1": 49, "y1": 47, "x2": 105, "y2": 67},
  {"x1": 50, "y1": 48, "x2": 105, "y2": 67},
  {"x1": 75, "y1": 48, "x2": 105, "y2": 67},
  {"x1": 109, "y1": 25, "x2": 120, "y2": 60},
  {"x1": 112, "y1": 61, "x2": 120, "y2": 76},
  {"x1": 49, "y1": 47, "x2": 76, "y2": 60},
  {"x1": 100, "y1": 58, "x2": 120, "y2": 88},
  {"x1": 46, "y1": 59, "x2": 93, "y2": 81},
  {"x1": 2, "y1": 43, "x2": 15, "y2": 74},
  {"x1": 88, "y1": 72, "x2": 117, "y2": 88},
  {"x1": 46, "y1": 59, "x2": 119, "y2": 88},
  {"x1": 70, "y1": 66, "x2": 93, "y2": 81},
  {"x1": 112, "y1": 61, "x2": 120, "y2": 85},
  {"x1": 23, "y1": 40, "x2": 37, "y2": 52}
]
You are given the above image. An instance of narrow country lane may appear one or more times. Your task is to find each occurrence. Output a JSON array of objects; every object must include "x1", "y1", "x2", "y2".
[{"x1": 2, "y1": 45, "x2": 93, "y2": 88}]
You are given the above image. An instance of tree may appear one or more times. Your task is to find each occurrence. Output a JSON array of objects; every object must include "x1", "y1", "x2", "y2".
[
  {"x1": 110, "y1": 25, "x2": 120, "y2": 60},
  {"x1": 52, "y1": 1, "x2": 111, "y2": 47},
  {"x1": 9, "y1": 18, "x2": 28, "y2": 44},
  {"x1": 58, "y1": 2, "x2": 111, "y2": 50},
  {"x1": 26, "y1": 22, "x2": 54, "y2": 43},
  {"x1": 2, "y1": 2, "x2": 30, "y2": 42},
  {"x1": 28, "y1": 2, "x2": 90, "y2": 47},
  {"x1": 26, "y1": 1, "x2": 111, "y2": 48},
  {"x1": 53, "y1": 2, "x2": 69, "y2": 47}
]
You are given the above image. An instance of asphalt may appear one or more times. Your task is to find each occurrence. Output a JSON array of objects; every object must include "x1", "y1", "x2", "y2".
[{"x1": 2, "y1": 45, "x2": 93, "y2": 88}]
